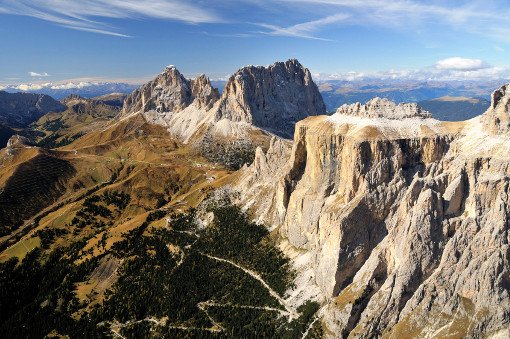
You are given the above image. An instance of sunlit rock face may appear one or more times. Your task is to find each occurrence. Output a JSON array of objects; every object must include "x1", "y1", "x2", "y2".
[
  {"x1": 235, "y1": 88, "x2": 510, "y2": 337},
  {"x1": 482, "y1": 83, "x2": 510, "y2": 135},
  {"x1": 215, "y1": 59, "x2": 327, "y2": 138},
  {"x1": 122, "y1": 66, "x2": 219, "y2": 116},
  {"x1": 121, "y1": 59, "x2": 325, "y2": 142},
  {"x1": 336, "y1": 97, "x2": 432, "y2": 119}
]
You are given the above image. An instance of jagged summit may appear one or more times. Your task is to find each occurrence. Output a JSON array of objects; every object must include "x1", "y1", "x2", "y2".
[
  {"x1": 336, "y1": 97, "x2": 432, "y2": 119},
  {"x1": 122, "y1": 65, "x2": 219, "y2": 115},
  {"x1": 191, "y1": 74, "x2": 221, "y2": 110},
  {"x1": 121, "y1": 59, "x2": 326, "y2": 140},
  {"x1": 214, "y1": 59, "x2": 326, "y2": 137},
  {"x1": 481, "y1": 83, "x2": 510, "y2": 135},
  {"x1": 61, "y1": 94, "x2": 85, "y2": 103}
]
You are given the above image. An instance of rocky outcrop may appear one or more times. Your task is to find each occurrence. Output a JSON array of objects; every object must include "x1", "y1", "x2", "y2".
[
  {"x1": 336, "y1": 97, "x2": 432, "y2": 119},
  {"x1": 191, "y1": 74, "x2": 220, "y2": 110},
  {"x1": 0, "y1": 91, "x2": 65, "y2": 127},
  {"x1": 214, "y1": 59, "x2": 326, "y2": 138},
  {"x1": 121, "y1": 60, "x2": 325, "y2": 143},
  {"x1": 235, "y1": 93, "x2": 510, "y2": 337},
  {"x1": 6, "y1": 135, "x2": 31, "y2": 148},
  {"x1": 482, "y1": 84, "x2": 510, "y2": 135},
  {"x1": 122, "y1": 66, "x2": 219, "y2": 115}
]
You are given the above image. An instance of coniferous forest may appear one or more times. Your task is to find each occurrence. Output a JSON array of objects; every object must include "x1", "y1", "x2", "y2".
[{"x1": 0, "y1": 204, "x2": 322, "y2": 338}]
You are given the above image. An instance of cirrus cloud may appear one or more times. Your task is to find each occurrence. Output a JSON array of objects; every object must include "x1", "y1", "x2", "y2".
[{"x1": 0, "y1": 0, "x2": 221, "y2": 37}]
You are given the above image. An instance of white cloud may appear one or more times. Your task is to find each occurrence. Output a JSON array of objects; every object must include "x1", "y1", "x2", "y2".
[
  {"x1": 435, "y1": 57, "x2": 489, "y2": 71},
  {"x1": 313, "y1": 58, "x2": 510, "y2": 82},
  {"x1": 29, "y1": 71, "x2": 50, "y2": 77},
  {"x1": 50, "y1": 82, "x2": 95, "y2": 90},
  {"x1": 0, "y1": 0, "x2": 221, "y2": 37},
  {"x1": 257, "y1": 13, "x2": 349, "y2": 40},
  {"x1": 15, "y1": 83, "x2": 52, "y2": 91}
]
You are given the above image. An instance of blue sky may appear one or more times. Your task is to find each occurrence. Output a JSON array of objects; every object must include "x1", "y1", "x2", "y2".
[{"x1": 1, "y1": 0, "x2": 510, "y2": 86}]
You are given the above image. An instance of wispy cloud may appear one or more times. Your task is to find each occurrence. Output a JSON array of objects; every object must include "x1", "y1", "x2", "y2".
[
  {"x1": 200, "y1": 31, "x2": 254, "y2": 38},
  {"x1": 0, "y1": 0, "x2": 221, "y2": 37},
  {"x1": 29, "y1": 71, "x2": 49, "y2": 77},
  {"x1": 257, "y1": 13, "x2": 349, "y2": 40},
  {"x1": 64, "y1": 26, "x2": 131, "y2": 38},
  {"x1": 269, "y1": 0, "x2": 510, "y2": 43}
]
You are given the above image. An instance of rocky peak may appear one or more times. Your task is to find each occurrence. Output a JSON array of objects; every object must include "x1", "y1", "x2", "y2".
[
  {"x1": 122, "y1": 66, "x2": 192, "y2": 114},
  {"x1": 190, "y1": 74, "x2": 220, "y2": 110},
  {"x1": 214, "y1": 59, "x2": 326, "y2": 138},
  {"x1": 61, "y1": 94, "x2": 85, "y2": 104},
  {"x1": 336, "y1": 97, "x2": 432, "y2": 119},
  {"x1": 122, "y1": 65, "x2": 219, "y2": 116},
  {"x1": 481, "y1": 84, "x2": 510, "y2": 135}
]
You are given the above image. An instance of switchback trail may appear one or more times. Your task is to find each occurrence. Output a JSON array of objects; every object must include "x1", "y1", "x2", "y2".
[{"x1": 201, "y1": 253, "x2": 299, "y2": 320}]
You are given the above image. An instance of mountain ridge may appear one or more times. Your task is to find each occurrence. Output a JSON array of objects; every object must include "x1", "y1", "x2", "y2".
[
  {"x1": 0, "y1": 91, "x2": 65, "y2": 128},
  {"x1": 121, "y1": 59, "x2": 326, "y2": 140}
]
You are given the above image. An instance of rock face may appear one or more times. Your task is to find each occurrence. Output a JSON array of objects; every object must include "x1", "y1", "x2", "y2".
[
  {"x1": 0, "y1": 91, "x2": 65, "y2": 127},
  {"x1": 121, "y1": 59, "x2": 325, "y2": 142},
  {"x1": 191, "y1": 74, "x2": 221, "y2": 110},
  {"x1": 337, "y1": 97, "x2": 432, "y2": 119},
  {"x1": 122, "y1": 66, "x2": 219, "y2": 116},
  {"x1": 482, "y1": 84, "x2": 510, "y2": 134},
  {"x1": 235, "y1": 89, "x2": 510, "y2": 337},
  {"x1": 215, "y1": 59, "x2": 326, "y2": 138}
]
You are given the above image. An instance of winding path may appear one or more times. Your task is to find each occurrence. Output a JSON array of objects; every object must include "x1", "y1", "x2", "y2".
[{"x1": 201, "y1": 253, "x2": 299, "y2": 320}]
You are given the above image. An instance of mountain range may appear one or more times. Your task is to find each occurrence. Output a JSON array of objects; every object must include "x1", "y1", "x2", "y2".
[
  {"x1": 1, "y1": 59, "x2": 510, "y2": 338},
  {"x1": 1, "y1": 76, "x2": 500, "y2": 122},
  {"x1": 0, "y1": 82, "x2": 139, "y2": 100}
]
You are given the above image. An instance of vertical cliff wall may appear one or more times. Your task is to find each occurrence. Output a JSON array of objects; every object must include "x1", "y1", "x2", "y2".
[{"x1": 235, "y1": 91, "x2": 510, "y2": 337}]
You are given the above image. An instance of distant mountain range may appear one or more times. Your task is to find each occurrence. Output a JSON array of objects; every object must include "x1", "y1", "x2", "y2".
[
  {"x1": 418, "y1": 96, "x2": 490, "y2": 121},
  {"x1": 0, "y1": 82, "x2": 139, "y2": 100},
  {"x1": 0, "y1": 91, "x2": 65, "y2": 128},
  {"x1": 316, "y1": 79, "x2": 502, "y2": 112},
  {"x1": 0, "y1": 78, "x2": 502, "y2": 123}
]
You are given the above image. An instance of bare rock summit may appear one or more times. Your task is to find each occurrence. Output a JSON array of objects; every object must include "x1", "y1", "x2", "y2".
[
  {"x1": 336, "y1": 97, "x2": 432, "y2": 119},
  {"x1": 122, "y1": 66, "x2": 219, "y2": 116},
  {"x1": 214, "y1": 59, "x2": 327, "y2": 137}
]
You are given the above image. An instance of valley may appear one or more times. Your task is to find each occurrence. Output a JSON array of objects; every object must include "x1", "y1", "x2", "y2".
[{"x1": 1, "y1": 59, "x2": 509, "y2": 338}]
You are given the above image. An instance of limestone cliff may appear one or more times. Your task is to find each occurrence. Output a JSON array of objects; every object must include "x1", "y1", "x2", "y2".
[
  {"x1": 482, "y1": 83, "x2": 510, "y2": 135},
  {"x1": 120, "y1": 59, "x2": 326, "y2": 144},
  {"x1": 235, "y1": 87, "x2": 510, "y2": 337},
  {"x1": 215, "y1": 59, "x2": 326, "y2": 138},
  {"x1": 122, "y1": 66, "x2": 219, "y2": 116},
  {"x1": 337, "y1": 97, "x2": 432, "y2": 119}
]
